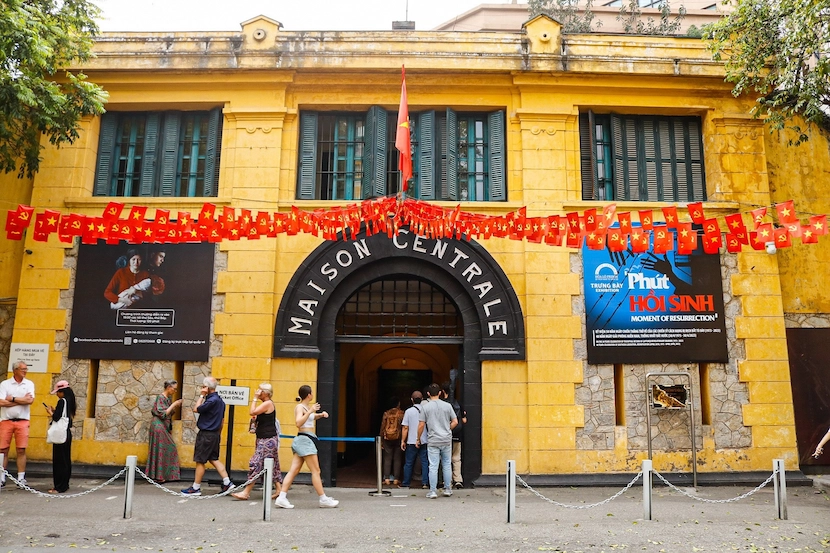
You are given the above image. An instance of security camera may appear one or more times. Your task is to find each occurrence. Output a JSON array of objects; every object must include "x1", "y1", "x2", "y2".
[{"x1": 765, "y1": 241, "x2": 777, "y2": 255}]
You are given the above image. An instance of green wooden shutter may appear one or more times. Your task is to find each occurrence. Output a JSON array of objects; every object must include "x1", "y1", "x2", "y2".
[
  {"x1": 159, "y1": 112, "x2": 182, "y2": 197},
  {"x1": 203, "y1": 107, "x2": 223, "y2": 197},
  {"x1": 487, "y1": 110, "x2": 506, "y2": 201},
  {"x1": 297, "y1": 112, "x2": 318, "y2": 200},
  {"x1": 611, "y1": 114, "x2": 640, "y2": 201},
  {"x1": 139, "y1": 113, "x2": 160, "y2": 196},
  {"x1": 680, "y1": 119, "x2": 706, "y2": 201},
  {"x1": 642, "y1": 118, "x2": 660, "y2": 201},
  {"x1": 445, "y1": 108, "x2": 458, "y2": 201},
  {"x1": 94, "y1": 113, "x2": 119, "y2": 196},
  {"x1": 579, "y1": 112, "x2": 597, "y2": 200},
  {"x1": 418, "y1": 110, "x2": 436, "y2": 200},
  {"x1": 361, "y1": 106, "x2": 388, "y2": 198}
]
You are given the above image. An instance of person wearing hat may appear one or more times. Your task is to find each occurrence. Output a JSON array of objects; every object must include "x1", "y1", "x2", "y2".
[
  {"x1": 44, "y1": 380, "x2": 76, "y2": 494},
  {"x1": 0, "y1": 361, "x2": 35, "y2": 488}
]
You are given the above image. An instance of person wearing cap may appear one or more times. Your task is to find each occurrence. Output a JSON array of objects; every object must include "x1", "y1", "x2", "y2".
[
  {"x1": 44, "y1": 380, "x2": 76, "y2": 494},
  {"x1": 0, "y1": 361, "x2": 35, "y2": 488}
]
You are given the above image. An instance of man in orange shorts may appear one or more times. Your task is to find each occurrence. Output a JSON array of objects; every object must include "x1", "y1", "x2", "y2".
[{"x1": 0, "y1": 361, "x2": 35, "y2": 488}]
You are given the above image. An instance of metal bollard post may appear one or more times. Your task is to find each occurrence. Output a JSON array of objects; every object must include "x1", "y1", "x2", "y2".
[
  {"x1": 642, "y1": 459, "x2": 653, "y2": 521},
  {"x1": 773, "y1": 459, "x2": 788, "y2": 520},
  {"x1": 0, "y1": 453, "x2": 4, "y2": 495},
  {"x1": 506, "y1": 460, "x2": 516, "y2": 523},
  {"x1": 123, "y1": 455, "x2": 137, "y2": 519},
  {"x1": 263, "y1": 458, "x2": 274, "y2": 522},
  {"x1": 369, "y1": 436, "x2": 390, "y2": 496}
]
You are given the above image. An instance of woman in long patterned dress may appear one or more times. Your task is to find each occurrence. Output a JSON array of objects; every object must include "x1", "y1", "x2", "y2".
[
  {"x1": 146, "y1": 380, "x2": 183, "y2": 483},
  {"x1": 231, "y1": 383, "x2": 283, "y2": 500}
]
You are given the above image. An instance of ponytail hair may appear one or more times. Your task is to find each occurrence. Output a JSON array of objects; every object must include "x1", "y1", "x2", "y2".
[{"x1": 297, "y1": 384, "x2": 312, "y2": 401}]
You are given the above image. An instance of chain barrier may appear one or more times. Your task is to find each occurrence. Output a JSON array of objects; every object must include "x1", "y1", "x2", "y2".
[
  {"x1": 2, "y1": 468, "x2": 128, "y2": 499},
  {"x1": 515, "y1": 472, "x2": 643, "y2": 509},
  {"x1": 134, "y1": 466, "x2": 268, "y2": 499},
  {"x1": 652, "y1": 468, "x2": 778, "y2": 504}
]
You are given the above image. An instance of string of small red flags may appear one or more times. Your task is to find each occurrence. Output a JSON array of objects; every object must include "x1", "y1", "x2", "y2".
[{"x1": 4, "y1": 198, "x2": 828, "y2": 254}]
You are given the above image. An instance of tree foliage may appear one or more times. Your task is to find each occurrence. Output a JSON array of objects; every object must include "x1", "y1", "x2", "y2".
[
  {"x1": 1, "y1": 0, "x2": 107, "y2": 178},
  {"x1": 616, "y1": 0, "x2": 686, "y2": 35},
  {"x1": 705, "y1": 0, "x2": 830, "y2": 143},
  {"x1": 528, "y1": 0, "x2": 602, "y2": 33}
]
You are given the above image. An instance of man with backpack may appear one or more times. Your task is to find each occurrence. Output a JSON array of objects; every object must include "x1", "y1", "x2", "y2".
[
  {"x1": 399, "y1": 390, "x2": 429, "y2": 489},
  {"x1": 379, "y1": 396, "x2": 404, "y2": 486}
]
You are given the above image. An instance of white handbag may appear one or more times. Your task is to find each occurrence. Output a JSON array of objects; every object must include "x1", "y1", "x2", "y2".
[{"x1": 46, "y1": 401, "x2": 69, "y2": 445}]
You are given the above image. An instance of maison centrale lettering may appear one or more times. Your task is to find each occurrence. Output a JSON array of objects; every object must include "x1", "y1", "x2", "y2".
[{"x1": 274, "y1": 228, "x2": 525, "y2": 359}]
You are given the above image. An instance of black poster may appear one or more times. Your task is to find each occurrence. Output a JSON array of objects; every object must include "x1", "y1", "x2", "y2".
[
  {"x1": 583, "y1": 231, "x2": 728, "y2": 365},
  {"x1": 69, "y1": 242, "x2": 215, "y2": 361}
]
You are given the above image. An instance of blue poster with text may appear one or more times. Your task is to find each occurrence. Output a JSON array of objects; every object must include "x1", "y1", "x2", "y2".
[{"x1": 583, "y1": 230, "x2": 728, "y2": 364}]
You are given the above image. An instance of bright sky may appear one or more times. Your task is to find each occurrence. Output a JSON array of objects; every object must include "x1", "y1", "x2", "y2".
[{"x1": 95, "y1": 0, "x2": 522, "y2": 32}]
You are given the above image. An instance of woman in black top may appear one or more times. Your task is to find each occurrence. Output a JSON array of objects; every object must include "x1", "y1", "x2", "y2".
[
  {"x1": 231, "y1": 383, "x2": 282, "y2": 500},
  {"x1": 44, "y1": 380, "x2": 76, "y2": 494}
]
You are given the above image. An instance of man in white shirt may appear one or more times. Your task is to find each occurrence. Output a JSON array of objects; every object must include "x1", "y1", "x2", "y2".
[{"x1": 0, "y1": 361, "x2": 35, "y2": 487}]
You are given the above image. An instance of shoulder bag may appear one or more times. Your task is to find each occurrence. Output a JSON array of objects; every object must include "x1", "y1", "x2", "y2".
[{"x1": 46, "y1": 401, "x2": 69, "y2": 445}]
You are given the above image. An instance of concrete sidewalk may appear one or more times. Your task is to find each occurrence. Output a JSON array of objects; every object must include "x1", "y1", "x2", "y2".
[{"x1": 0, "y1": 474, "x2": 827, "y2": 553}]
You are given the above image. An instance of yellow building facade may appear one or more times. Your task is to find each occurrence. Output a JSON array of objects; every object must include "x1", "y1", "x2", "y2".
[{"x1": 3, "y1": 14, "x2": 826, "y2": 484}]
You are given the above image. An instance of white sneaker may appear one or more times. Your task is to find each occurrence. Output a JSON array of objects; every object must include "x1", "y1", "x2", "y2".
[
  {"x1": 442, "y1": 489, "x2": 452, "y2": 497},
  {"x1": 319, "y1": 496, "x2": 339, "y2": 508},
  {"x1": 16, "y1": 478, "x2": 27, "y2": 489},
  {"x1": 426, "y1": 490, "x2": 438, "y2": 499},
  {"x1": 275, "y1": 496, "x2": 294, "y2": 509}
]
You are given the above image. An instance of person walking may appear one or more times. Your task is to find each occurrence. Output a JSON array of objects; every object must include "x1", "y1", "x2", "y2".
[
  {"x1": 379, "y1": 396, "x2": 404, "y2": 486},
  {"x1": 400, "y1": 390, "x2": 429, "y2": 489},
  {"x1": 418, "y1": 383, "x2": 457, "y2": 499},
  {"x1": 146, "y1": 379, "x2": 183, "y2": 483},
  {"x1": 274, "y1": 385, "x2": 339, "y2": 508},
  {"x1": 0, "y1": 361, "x2": 35, "y2": 488},
  {"x1": 232, "y1": 383, "x2": 283, "y2": 500},
  {"x1": 44, "y1": 380, "x2": 76, "y2": 494},
  {"x1": 181, "y1": 376, "x2": 234, "y2": 496}
]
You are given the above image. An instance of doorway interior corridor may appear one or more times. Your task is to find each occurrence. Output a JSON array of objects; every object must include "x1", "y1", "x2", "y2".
[{"x1": 333, "y1": 278, "x2": 464, "y2": 487}]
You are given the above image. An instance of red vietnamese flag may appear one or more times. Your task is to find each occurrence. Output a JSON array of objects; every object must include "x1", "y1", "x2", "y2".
[
  {"x1": 11, "y1": 204, "x2": 34, "y2": 229},
  {"x1": 748, "y1": 231, "x2": 765, "y2": 250},
  {"x1": 607, "y1": 228, "x2": 626, "y2": 252},
  {"x1": 103, "y1": 201, "x2": 124, "y2": 221},
  {"x1": 801, "y1": 225, "x2": 819, "y2": 244},
  {"x1": 661, "y1": 206, "x2": 678, "y2": 228},
  {"x1": 638, "y1": 209, "x2": 654, "y2": 231},
  {"x1": 5, "y1": 210, "x2": 20, "y2": 232},
  {"x1": 756, "y1": 222, "x2": 773, "y2": 244},
  {"x1": 785, "y1": 221, "x2": 802, "y2": 239},
  {"x1": 810, "y1": 214, "x2": 828, "y2": 235},
  {"x1": 602, "y1": 203, "x2": 617, "y2": 229},
  {"x1": 775, "y1": 200, "x2": 797, "y2": 224},
  {"x1": 687, "y1": 202, "x2": 705, "y2": 224},
  {"x1": 239, "y1": 209, "x2": 252, "y2": 234},
  {"x1": 677, "y1": 222, "x2": 697, "y2": 253},
  {"x1": 653, "y1": 225, "x2": 673, "y2": 254},
  {"x1": 586, "y1": 231, "x2": 604, "y2": 250},
  {"x1": 545, "y1": 216, "x2": 562, "y2": 246},
  {"x1": 630, "y1": 228, "x2": 649, "y2": 253},
  {"x1": 703, "y1": 218, "x2": 721, "y2": 246},
  {"x1": 395, "y1": 66, "x2": 413, "y2": 192},
  {"x1": 750, "y1": 207, "x2": 767, "y2": 228},
  {"x1": 617, "y1": 212, "x2": 632, "y2": 235},
  {"x1": 128, "y1": 205, "x2": 148, "y2": 223},
  {"x1": 256, "y1": 211, "x2": 271, "y2": 234},
  {"x1": 774, "y1": 227, "x2": 791, "y2": 248},
  {"x1": 199, "y1": 203, "x2": 217, "y2": 223},
  {"x1": 154, "y1": 208, "x2": 170, "y2": 227},
  {"x1": 33, "y1": 213, "x2": 50, "y2": 241},
  {"x1": 42, "y1": 209, "x2": 61, "y2": 233},
  {"x1": 724, "y1": 213, "x2": 746, "y2": 234}
]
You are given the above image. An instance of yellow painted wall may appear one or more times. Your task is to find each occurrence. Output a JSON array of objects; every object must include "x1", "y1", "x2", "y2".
[{"x1": 4, "y1": 15, "x2": 804, "y2": 476}]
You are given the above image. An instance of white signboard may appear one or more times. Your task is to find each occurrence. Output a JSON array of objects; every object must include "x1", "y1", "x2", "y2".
[
  {"x1": 8, "y1": 343, "x2": 49, "y2": 373},
  {"x1": 216, "y1": 385, "x2": 249, "y2": 406}
]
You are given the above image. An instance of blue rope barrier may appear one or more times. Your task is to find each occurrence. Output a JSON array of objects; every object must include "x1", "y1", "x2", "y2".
[{"x1": 278, "y1": 434, "x2": 375, "y2": 443}]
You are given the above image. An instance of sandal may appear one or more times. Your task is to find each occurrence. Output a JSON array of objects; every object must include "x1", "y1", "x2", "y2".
[
  {"x1": 231, "y1": 492, "x2": 249, "y2": 501},
  {"x1": 47, "y1": 489, "x2": 59, "y2": 494}
]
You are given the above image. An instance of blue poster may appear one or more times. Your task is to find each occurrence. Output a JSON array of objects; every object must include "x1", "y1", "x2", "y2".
[{"x1": 583, "y1": 230, "x2": 728, "y2": 364}]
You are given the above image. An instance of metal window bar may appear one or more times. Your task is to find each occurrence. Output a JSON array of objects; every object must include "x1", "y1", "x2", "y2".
[
  {"x1": 336, "y1": 279, "x2": 462, "y2": 337},
  {"x1": 177, "y1": 113, "x2": 208, "y2": 197},
  {"x1": 317, "y1": 115, "x2": 364, "y2": 200},
  {"x1": 458, "y1": 116, "x2": 489, "y2": 201}
]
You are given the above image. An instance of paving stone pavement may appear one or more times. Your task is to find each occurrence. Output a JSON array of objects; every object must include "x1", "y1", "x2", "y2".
[{"x1": 0, "y1": 475, "x2": 827, "y2": 553}]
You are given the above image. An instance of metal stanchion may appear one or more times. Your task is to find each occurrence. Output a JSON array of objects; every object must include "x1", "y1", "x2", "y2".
[
  {"x1": 263, "y1": 458, "x2": 274, "y2": 522},
  {"x1": 773, "y1": 459, "x2": 788, "y2": 520},
  {"x1": 369, "y1": 436, "x2": 390, "y2": 496},
  {"x1": 642, "y1": 459, "x2": 653, "y2": 521},
  {"x1": 123, "y1": 455, "x2": 137, "y2": 519},
  {"x1": 506, "y1": 459, "x2": 516, "y2": 523},
  {"x1": 0, "y1": 453, "x2": 4, "y2": 495}
]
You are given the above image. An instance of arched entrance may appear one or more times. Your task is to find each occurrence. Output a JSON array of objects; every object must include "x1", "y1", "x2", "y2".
[{"x1": 274, "y1": 227, "x2": 525, "y2": 486}]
